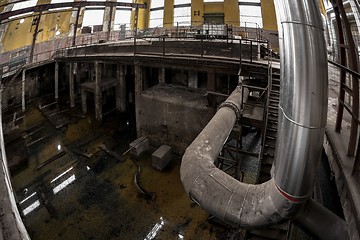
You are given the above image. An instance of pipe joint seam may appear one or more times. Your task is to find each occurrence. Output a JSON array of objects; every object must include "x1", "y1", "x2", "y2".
[
  {"x1": 280, "y1": 106, "x2": 326, "y2": 129},
  {"x1": 217, "y1": 101, "x2": 241, "y2": 120},
  {"x1": 281, "y1": 21, "x2": 325, "y2": 31}
]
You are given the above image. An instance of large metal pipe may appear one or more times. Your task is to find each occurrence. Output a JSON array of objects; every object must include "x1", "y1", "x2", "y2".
[
  {"x1": 181, "y1": 0, "x2": 348, "y2": 238},
  {"x1": 273, "y1": 0, "x2": 328, "y2": 203}
]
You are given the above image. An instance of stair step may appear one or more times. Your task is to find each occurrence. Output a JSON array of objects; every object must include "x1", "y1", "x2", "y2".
[
  {"x1": 264, "y1": 144, "x2": 275, "y2": 149},
  {"x1": 264, "y1": 138, "x2": 277, "y2": 146},
  {"x1": 263, "y1": 151, "x2": 275, "y2": 158},
  {"x1": 267, "y1": 122, "x2": 277, "y2": 129},
  {"x1": 262, "y1": 155, "x2": 275, "y2": 165},
  {"x1": 268, "y1": 115, "x2": 278, "y2": 121},
  {"x1": 266, "y1": 130, "x2": 277, "y2": 138}
]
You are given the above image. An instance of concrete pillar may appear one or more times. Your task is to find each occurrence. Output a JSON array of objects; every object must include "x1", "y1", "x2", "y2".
[
  {"x1": 260, "y1": 0, "x2": 277, "y2": 31},
  {"x1": 207, "y1": 70, "x2": 216, "y2": 91},
  {"x1": 131, "y1": 0, "x2": 150, "y2": 30},
  {"x1": 135, "y1": 64, "x2": 143, "y2": 135},
  {"x1": 224, "y1": 0, "x2": 240, "y2": 26},
  {"x1": 116, "y1": 65, "x2": 126, "y2": 112},
  {"x1": 21, "y1": 69, "x2": 26, "y2": 112},
  {"x1": 55, "y1": 62, "x2": 59, "y2": 101},
  {"x1": 188, "y1": 70, "x2": 198, "y2": 88},
  {"x1": 95, "y1": 62, "x2": 102, "y2": 121},
  {"x1": 163, "y1": 0, "x2": 174, "y2": 27},
  {"x1": 191, "y1": 0, "x2": 204, "y2": 26},
  {"x1": 158, "y1": 67, "x2": 165, "y2": 84},
  {"x1": 81, "y1": 87, "x2": 87, "y2": 115},
  {"x1": 103, "y1": 0, "x2": 116, "y2": 39},
  {"x1": 69, "y1": 63, "x2": 75, "y2": 108}
]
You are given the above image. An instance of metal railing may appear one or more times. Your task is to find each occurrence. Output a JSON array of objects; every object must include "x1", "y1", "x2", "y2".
[{"x1": 328, "y1": 59, "x2": 360, "y2": 177}]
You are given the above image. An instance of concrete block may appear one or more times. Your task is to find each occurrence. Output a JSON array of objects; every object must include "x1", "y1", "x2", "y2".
[
  {"x1": 152, "y1": 145, "x2": 172, "y2": 171},
  {"x1": 130, "y1": 137, "x2": 149, "y2": 158}
]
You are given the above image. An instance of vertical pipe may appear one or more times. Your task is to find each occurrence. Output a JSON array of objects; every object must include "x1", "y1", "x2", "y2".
[
  {"x1": 69, "y1": 63, "x2": 75, "y2": 108},
  {"x1": 134, "y1": 64, "x2": 143, "y2": 135},
  {"x1": 81, "y1": 87, "x2": 87, "y2": 115},
  {"x1": 158, "y1": 67, "x2": 165, "y2": 84},
  {"x1": 95, "y1": 62, "x2": 102, "y2": 121},
  {"x1": 72, "y1": 8, "x2": 80, "y2": 47},
  {"x1": 55, "y1": 62, "x2": 59, "y2": 101},
  {"x1": 116, "y1": 65, "x2": 126, "y2": 112},
  {"x1": 21, "y1": 69, "x2": 25, "y2": 112},
  {"x1": 273, "y1": 0, "x2": 328, "y2": 200}
]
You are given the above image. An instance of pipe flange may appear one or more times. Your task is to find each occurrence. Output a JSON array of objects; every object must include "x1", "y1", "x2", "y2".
[{"x1": 217, "y1": 101, "x2": 241, "y2": 120}]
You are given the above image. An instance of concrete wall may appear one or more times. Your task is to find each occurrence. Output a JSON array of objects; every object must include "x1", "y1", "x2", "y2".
[{"x1": 136, "y1": 84, "x2": 215, "y2": 154}]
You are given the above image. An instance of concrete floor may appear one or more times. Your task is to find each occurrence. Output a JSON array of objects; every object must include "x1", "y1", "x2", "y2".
[{"x1": 5, "y1": 98, "x2": 248, "y2": 240}]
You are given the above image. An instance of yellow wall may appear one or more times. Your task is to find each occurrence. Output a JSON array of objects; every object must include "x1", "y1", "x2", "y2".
[
  {"x1": 2, "y1": 0, "x2": 74, "y2": 51},
  {"x1": 204, "y1": 3, "x2": 223, "y2": 14},
  {"x1": 163, "y1": 0, "x2": 174, "y2": 27},
  {"x1": 224, "y1": 0, "x2": 239, "y2": 26},
  {"x1": 191, "y1": 0, "x2": 203, "y2": 26},
  {"x1": 260, "y1": 0, "x2": 277, "y2": 31},
  {"x1": 137, "y1": 0, "x2": 150, "y2": 30},
  {"x1": 319, "y1": 0, "x2": 326, "y2": 16}
]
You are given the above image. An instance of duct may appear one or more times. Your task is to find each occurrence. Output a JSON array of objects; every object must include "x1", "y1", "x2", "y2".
[
  {"x1": 296, "y1": 199, "x2": 348, "y2": 240},
  {"x1": 181, "y1": 0, "x2": 348, "y2": 238}
]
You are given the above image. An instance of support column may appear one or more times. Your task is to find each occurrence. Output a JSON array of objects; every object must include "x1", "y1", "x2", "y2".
[
  {"x1": 135, "y1": 64, "x2": 143, "y2": 135},
  {"x1": 224, "y1": 0, "x2": 240, "y2": 26},
  {"x1": 136, "y1": 0, "x2": 151, "y2": 30},
  {"x1": 116, "y1": 65, "x2": 126, "y2": 112},
  {"x1": 260, "y1": 0, "x2": 277, "y2": 31},
  {"x1": 163, "y1": 0, "x2": 174, "y2": 27},
  {"x1": 158, "y1": 67, "x2": 165, "y2": 84},
  {"x1": 21, "y1": 69, "x2": 26, "y2": 112},
  {"x1": 55, "y1": 62, "x2": 59, "y2": 101},
  {"x1": 69, "y1": 63, "x2": 75, "y2": 108},
  {"x1": 81, "y1": 87, "x2": 87, "y2": 115},
  {"x1": 103, "y1": 0, "x2": 116, "y2": 40},
  {"x1": 207, "y1": 70, "x2": 216, "y2": 91},
  {"x1": 191, "y1": 0, "x2": 204, "y2": 26},
  {"x1": 95, "y1": 62, "x2": 102, "y2": 121},
  {"x1": 188, "y1": 70, "x2": 198, "y2": 88}
]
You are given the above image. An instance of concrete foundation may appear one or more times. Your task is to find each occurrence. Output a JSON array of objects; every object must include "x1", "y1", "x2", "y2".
[
  {"x1": 152, "y1": 145, "x2": 172, "y2": 171},
  {"x1": 136, "y1": 84, "x2": 215, "y2": 154}
]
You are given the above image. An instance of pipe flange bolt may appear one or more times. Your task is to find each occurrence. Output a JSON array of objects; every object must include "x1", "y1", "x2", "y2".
[{"x1": 217, "y1": 101, "x2": 241, "y2": 119}]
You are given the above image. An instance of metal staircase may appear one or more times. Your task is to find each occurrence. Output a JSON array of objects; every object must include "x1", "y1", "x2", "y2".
[{"x1": 259, "y1": 71, "x2": 280, "y2": 183}]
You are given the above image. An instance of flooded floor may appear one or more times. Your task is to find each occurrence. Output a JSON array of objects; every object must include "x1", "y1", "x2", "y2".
[{"x1": 5, "y1": 98, "x2": 250, "y2": 240}]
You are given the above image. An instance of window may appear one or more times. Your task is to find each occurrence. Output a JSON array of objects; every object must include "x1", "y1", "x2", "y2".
[
  {"x1": 12, "y1": 0, "x2": 37, "y2": 11},
  {"x1": 151, "y1": 0, "x2": 164, "y2": 9},
  {"x1": 174, "y1": 0, "x2": 190, "y2": 4},
  {"x1": 239, "y1": 4, "x2": 262, "y2": 28},
  {"x1": 114, "y1": 10, "x2": 131, "y2": 30},
  {"x1": 149, "y1": 10, "x2": 164, "y2": 28},
  {"x1": 51, "y1": 0, "x2": 73, "y2": 3},
  {"x1": 83, "y1": 10, "x2": 104, "y2": 26},
  {"x1": 11, "y1": 0, "x2": 37, "y2": 18},
  {"x1": 50, "y1": 0, "x2": 73, "y2": 11},
  {"x1": 174, "y1": 7, "x2": 191, "y2": 26}
]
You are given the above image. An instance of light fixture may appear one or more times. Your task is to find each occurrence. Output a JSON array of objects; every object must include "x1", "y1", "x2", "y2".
[
  {"x1": 20, "y1": 19, "x2": 25, "y2": 24},
  {"x1": 55, "y1": 30, "x2": 61, "y2": 36}
]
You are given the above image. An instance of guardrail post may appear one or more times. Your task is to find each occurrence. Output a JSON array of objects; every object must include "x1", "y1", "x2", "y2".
[
  {"x1": 201, "y1": 38, "x2": 204, "y2": 58},
  {"x1": 55, "y1": 61, "x2": 59, "y2": 101},
  {"x1": 21, "y1": 69, "x2": 26, "y2": 112},
  {"x1": 163, "y1": 37, "x2": 165, "y2": 56}
]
